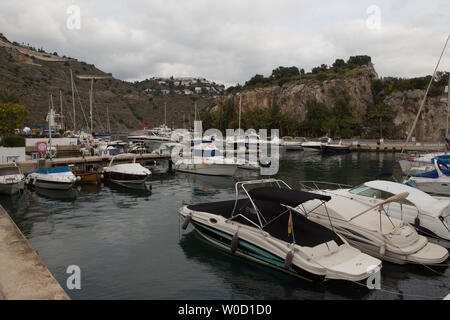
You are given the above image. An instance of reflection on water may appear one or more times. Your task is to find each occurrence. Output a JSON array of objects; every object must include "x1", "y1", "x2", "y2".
[
  {"x1": 35, "y1": 188, "x2": 78, "y2": 202},
  {"x1": 0, "y1": 152, "x2": 447, "y2": 300},
  {"x1": 179, "y1": 231, "x2": 372, "y2": 300}
]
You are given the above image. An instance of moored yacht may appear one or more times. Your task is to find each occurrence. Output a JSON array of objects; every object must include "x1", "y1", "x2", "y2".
[
  {"x1": 0, "y1": 164, "x2": 25, "y2": 195},
  {"x1": 404, "y1": 159, "x2": 450, "y2": 195},
  {"x1": 26, "y1": 166, "x2": 77, "y2": 190},
  {"x1": 301, "y1": 137, "x2": 331, "y2": 152},
  {"x1": 174, "y1": 141, "x2": 238, "y2": 177},
  {"x1": 298, "y1": 187, "x2": 448, "y2": 264},
  {"x1": 300, "y1": 180, "x2": 450, "y2": 249},
  {"x1": 102, "y1": 154, "x2": 151, "y2": 187},
  {"x1": 179, "y1": 179, "x2": 382, "y2": 282}
]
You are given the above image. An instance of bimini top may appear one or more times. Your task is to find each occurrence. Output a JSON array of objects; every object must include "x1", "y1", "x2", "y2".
[
  {"x1": 29, "y1": 166, "x2": 71, "y2": 174},
  {"x1": 249, "y1": 187, "x2": 331, "y2": 207}
]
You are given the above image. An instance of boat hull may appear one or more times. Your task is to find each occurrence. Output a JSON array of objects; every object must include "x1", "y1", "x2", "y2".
[
  {"x1": 103, "y1": 171, "x2": 149, "y2": 186},
  {"x1": 322, "y1": 146, "x2": 351, "y2": 154},
  {"x1": 34, "y1": 179, "x2": 74, "y2": 190},
  {"x1": 190, "y1": 220, "x2": 324, "y2": 282},
  {"x1": 0, "y1": 181, "x2": 25, "y2": 195}
]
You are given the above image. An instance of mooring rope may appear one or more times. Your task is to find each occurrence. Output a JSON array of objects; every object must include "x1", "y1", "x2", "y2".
[{"x1": 350, "y1": 279, "x2": 446, "y2": 300}]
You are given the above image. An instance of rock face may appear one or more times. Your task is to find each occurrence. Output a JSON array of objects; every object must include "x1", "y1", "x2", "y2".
[
  {"x1": 215, "y1": 64, "x2": 448, "y2": 141},
  {"x1": 215, "y1": 64, "x2": 378, "y2": 124},
  {"x1": 385, "y1": 89, "x2": 447, "y2": 141}
]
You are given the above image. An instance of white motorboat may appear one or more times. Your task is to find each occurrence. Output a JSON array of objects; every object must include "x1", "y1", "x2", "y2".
[
  {"x1": 301, "y1": 137, "x2": 331, "y2": 152},
  {"x1": 174, "y1": 142, "x2": 238, "y2": 177},
  {"x1": 298, "y1": 186, "x2": 449, "y2": 265},
  {"x1": 398, "y1": 153, "x2": 450, "y2": 175},
  {"x1": 179, "y1": 179, "x2": 382, "y2": 282},
  {"x1": 128, "y1": 130, "x2": 171, "y2": 143},
  {"x1": 26, "y1": 166, "x2": 77, "y2": 190},
  {"x1": 321, "y1": 140, "x2": 351, "y2": 154},
  {"x1": 102, "y1": 154, "x2": 151, "y2": 187},
  {"x1": 0, "y1": 164, "x2": 25, "y2": 195},
  {"x1": 300, "y1": 180, "x2": 450, "y2": 249},
  {"x1": 281, "y1": 137, "x2": 304, "y2": 151},
  {"x1": 404, "y1": 159, "x2": 450, "y2": 195}
]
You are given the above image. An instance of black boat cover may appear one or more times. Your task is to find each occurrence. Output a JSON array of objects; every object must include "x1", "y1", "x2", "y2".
[{"x1": 248, "y1": 187, "x2": 331, "y2": 207}]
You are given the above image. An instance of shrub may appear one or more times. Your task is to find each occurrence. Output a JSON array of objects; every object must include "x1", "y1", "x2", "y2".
[{"x1": 0, "y1": 135, "x2": 25, "y2": 147}]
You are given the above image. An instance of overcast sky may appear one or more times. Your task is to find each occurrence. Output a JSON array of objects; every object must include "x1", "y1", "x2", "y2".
[{"x1": 0, "y1": 0, "x2": 449, "y2": 86}]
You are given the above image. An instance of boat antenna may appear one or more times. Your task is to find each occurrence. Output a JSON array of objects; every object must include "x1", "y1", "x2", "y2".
[{"x1": 402, "y1": 35, "x2": 450, "y2": 152}]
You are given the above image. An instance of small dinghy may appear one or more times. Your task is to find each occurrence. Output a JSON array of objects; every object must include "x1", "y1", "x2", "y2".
[
  {"x1": 179, "y1": 179, "x2": 382, "y2": 282},
  {"x1": 72, "y1": 169, "x2": 102, "y2": 184},
  {"x1": 26, "y1": 166, "x2": 77, "y2": 190}
]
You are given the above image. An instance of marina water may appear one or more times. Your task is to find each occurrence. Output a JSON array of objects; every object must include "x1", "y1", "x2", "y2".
[{"x1": 2, "y1": 152, "x2": 449, "y2": 299}]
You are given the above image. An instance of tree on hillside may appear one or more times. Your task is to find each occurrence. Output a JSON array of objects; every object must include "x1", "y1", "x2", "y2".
[
  {"x1": 347, "y1": 55, "x2": 371, "y2": 67},
  {"x1": 366, "y1": 102, "x2": 394, "y2": 139},
  {"x1": 0, "y1": 103, "x2": 29, "y2": 135},
  {"x1": 245, "y1": 74, "x2": 269, "y2": 87},
  {"x1": 270, "y1": 66, "x2": 300, "y2": 80}
]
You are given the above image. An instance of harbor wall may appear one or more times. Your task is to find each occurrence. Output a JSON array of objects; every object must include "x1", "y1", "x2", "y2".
[
  {"x1": 0, "y1": 205, "x2": 70, "y2": 300},
  {"x1": 0, "y1": 147, "x2": 26, "y2": 163}
]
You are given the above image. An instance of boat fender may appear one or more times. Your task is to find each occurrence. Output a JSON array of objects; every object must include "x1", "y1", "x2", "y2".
[
  {"x1": 182, "y1": 215, "x2": 192, "y2": 230},
  {"x1": 414, "y1": 217, "x2": 420, "y2": 229},
  {"x1": 379, "y1": 245, "x2": 386, "y2": 256},
  {"x1": 76, "y1": 176, "x2": 82, "y2": 181},
  {"x1": 284, "y1": 251, "x2": 294, "y2": 269},
  {"x1": 231, "y1": 233, "x2": 239, "y2": 254},
  {"x1": 32, "y1": 177, "x2": 37, "y2": 185},
  {"x1": 100, "y1": 174, "x2": 104, "y2": 180}
]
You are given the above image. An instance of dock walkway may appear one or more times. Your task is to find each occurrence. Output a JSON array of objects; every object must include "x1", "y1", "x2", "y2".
[{"x1": 0, "y1": 205, "x2": 69, "y2": 300}]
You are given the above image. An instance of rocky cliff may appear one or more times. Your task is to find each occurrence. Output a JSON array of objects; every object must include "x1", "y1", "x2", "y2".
[{"x1": 214, "y1": 64, "x2": 448, "y2": 140}]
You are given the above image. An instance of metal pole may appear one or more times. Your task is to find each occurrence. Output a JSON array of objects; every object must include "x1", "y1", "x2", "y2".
[
  {"x1": 70, "y1": 70, "x2": 75, "y2": 132},
  {"x1": 59, "y1": 89, "x2": 63, "y2": 132},
  {"x1": 49, "y1": 95, "x2": 53, "y2": 160},
  {"x1": 239, "y1": 93, "x2": 242, "y2": 131},
  {"x1": 90, "y1": 78, "x2": 93, "y2": 134},
  {"x1": 446, "y1": 71, "x2": 450, "y2": 138}
]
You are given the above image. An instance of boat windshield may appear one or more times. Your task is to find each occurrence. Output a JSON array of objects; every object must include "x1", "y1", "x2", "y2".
[
  {"x1": 349, "y1": 184, "x2": 414, "y2": 206},
  {"x1": 0, "y1": 166, "x2": 21, "y2": 175}
]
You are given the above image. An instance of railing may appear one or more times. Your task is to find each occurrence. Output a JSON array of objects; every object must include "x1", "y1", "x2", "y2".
[{"x1": 297, "y1": 180, "x2": 353, "y2": 192}]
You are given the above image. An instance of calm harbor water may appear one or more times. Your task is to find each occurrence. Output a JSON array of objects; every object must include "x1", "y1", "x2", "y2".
[{"x1": 2, "y1": 152, "x2": 449, "y2": 300}]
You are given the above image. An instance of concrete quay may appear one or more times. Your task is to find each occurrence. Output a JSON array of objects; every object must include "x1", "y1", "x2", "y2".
[{"x1": 0, "y1": 205, "x2": 70, "y2": 300}]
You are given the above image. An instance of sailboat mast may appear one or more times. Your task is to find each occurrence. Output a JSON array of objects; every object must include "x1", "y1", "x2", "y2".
[
  {"x1": 164, "y1": 102, "x2": 167, "y2": 126},
  {"x1": 446, "y1": 70, "x2": 450, "y2": 138},
  {"x1": 70, "y1": 69, "x2": 75, "y2": 132},
  {"x1": 90, "y1": 78, "x2": 94, "y2": 134},
  {"x1": 239, "y1": 93, "x2": 242, "y2": 131},
  {"x1": 49, "y1": 94, "x2": 54, "y2": 160},
  {"x1": 107, "y1": 105, "x2": 111, "y2": 133},
  {"x1": 59, "y1": 89, "x2": 63, "y2": 131}
]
